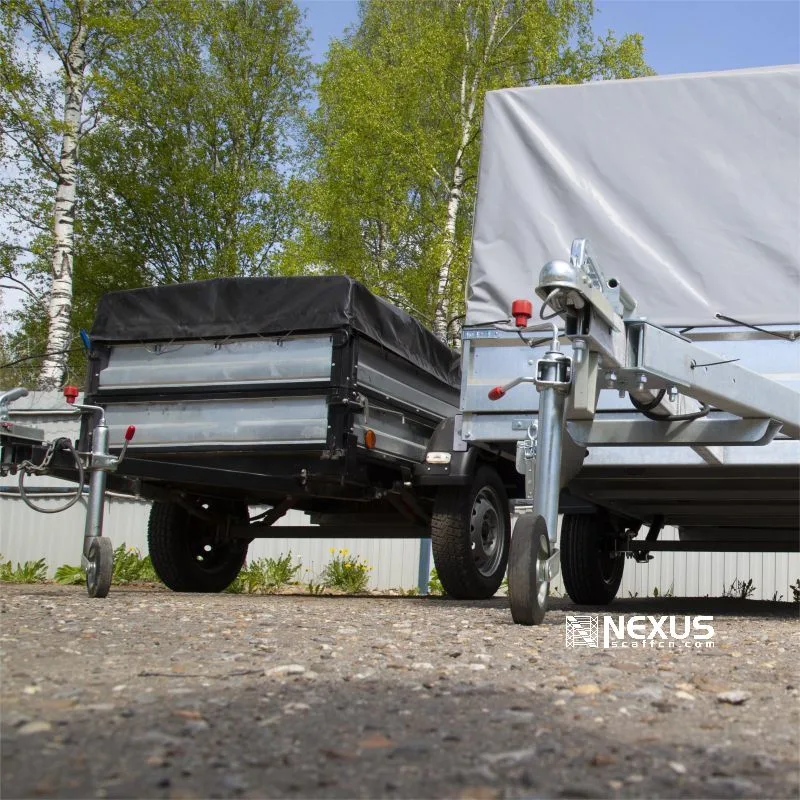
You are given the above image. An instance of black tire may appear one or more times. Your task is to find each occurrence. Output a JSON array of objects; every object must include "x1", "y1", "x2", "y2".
[
  {"x1": 508, "y1": 513, "x2": 551, "y2": 625},
  {"x1": 431, "y1": 466, "x2": 510, "y2": 599},
  {"x1": 86, "y1": 536, "x2": 113, "y2": 598},
  {"x1": 560, "y1": 513, "x2": 624, "y2": 605},
  {"x1": 148, "y1": 500, "x2": 248, "y2": 593}
]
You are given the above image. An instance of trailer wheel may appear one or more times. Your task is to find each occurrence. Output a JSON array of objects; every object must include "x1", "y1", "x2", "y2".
[
  {"x1": 431, "y1": 466, "x2": 510, "y2": 599},
  {"x1": 508, "y1": 513, "x2": 551, "y2": 625},
  {"x1": 148, "y1": 501, "x2": 248, "y2": 593},
  {"x1": 86, "y1": 537, "x2": 113, "y2": 598},
  {"x1": 560, "y1": 513, "x2": 624, "y2": 604}
]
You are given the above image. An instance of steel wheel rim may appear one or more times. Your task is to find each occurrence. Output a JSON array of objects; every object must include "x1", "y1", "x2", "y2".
[
  {"x1": 536, "y1": 531, "x2": 550, "y2": 607},
  {"x1": 192, "y1": 539, "x2": 235, "y2": 574},
  {"x1": 597, "y1": 539, "x2": 621, "y2": 585},
  {"x1": 85, "y1": 558, "x2": 98, "y2": 593},
  {"x1": 470, "y1": 488, "x2": 504, "y2": 577}
]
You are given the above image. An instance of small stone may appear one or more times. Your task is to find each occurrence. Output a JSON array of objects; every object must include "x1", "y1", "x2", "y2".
[
  {"x1": 221, "y1": 774, "x2": 248, "y2": 792},
  {"x1": 473, "y1": 653, "x2": 491, "y2": 663},
  {"x1": 283, "y1": 702, "x2": 311, "y2": 714},
  {"x1": 573, "y1": 683, "x2": 601, "y2": 696},
  {"x1": 669, "y1": 761, "x2": 687, "y2": 775},
  {"x1": 590, "y1": 753, "x2": 616, "y2": 767},
  {"x1": 627, "y1": 686, "x2": 663, "y2": 701},
  {"x1": 6, "y1": 713, "x2": 31, "y2": 728},
  {"x1": 265, "y1": 664, "x2": 306, "y2": 677},
  {"x1": 22, "y1": 685, "x2": 41, "y2": 695},
  {"x1": 626, "y1": 774, "x2": 644, "y2": 784},
  {"x1": 175, "y1": 710, "x2": 203, "y2": 720},
  {"x1": 706, "y1": 777, "x2": 761, "y2": 796},
  {"x1": 674, "y1": 682, "x2": 694, "y2": 692},
  {"x1": 469, "y1": 663, "x2": 488, "y2": 671},
  {"x1": 411, "y1": 662, "x2": 434, "y2": 671},
  {"x1": 608, "y1": 780, "x2": 623, "y2": 791},
  {"x1": 18, "y1": 720, "x2": 52, "y2": 736},
  {"x1": 181, "y1": 719, "x2": 210, "y2": 735},
  {"x1": 675, "y1": 690, "x2": 695, "y2": 701},
  {"x1": 482, "y1": 747, "x2": 537, "y2": 766},
  {"x1": 359, "y1": 733, "x2": 393, "y2": 749},
  {"x1": 717, "y1": 690, "x2": 750, "y2": 705},
  {"x1": 458, "y1": 788, "x2": 499, "y2": 800}
]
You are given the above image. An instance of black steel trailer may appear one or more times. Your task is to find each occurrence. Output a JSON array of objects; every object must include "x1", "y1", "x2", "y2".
[{"x1": 1, "y1": 276, "x2": 516, "y2": 598}]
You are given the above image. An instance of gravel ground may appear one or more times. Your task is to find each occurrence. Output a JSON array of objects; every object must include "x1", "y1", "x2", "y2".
[{"x1": 1, "y1": 584, "x2": 798, "y2": 800}]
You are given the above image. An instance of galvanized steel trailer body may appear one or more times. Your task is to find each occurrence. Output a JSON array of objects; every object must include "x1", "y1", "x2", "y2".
[
  {"x1": 471, "y1": 238, "x2": 799, "y2": 624},
  {"x1": 0, "y1": 387, "x2": 135, "y2": 597}
]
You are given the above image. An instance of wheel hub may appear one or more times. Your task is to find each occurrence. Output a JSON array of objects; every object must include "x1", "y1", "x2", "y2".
[{"x1": 470, "y1": 489, "x2": 503, "y2": 577}]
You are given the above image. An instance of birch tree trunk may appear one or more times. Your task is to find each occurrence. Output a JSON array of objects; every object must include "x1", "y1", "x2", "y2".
[
  {"x1": 38, "y1": 19, "x2": 88, "y2": 389},
  {"x1": 432, "y1": 6, "x2": 502, "y2": 342}
]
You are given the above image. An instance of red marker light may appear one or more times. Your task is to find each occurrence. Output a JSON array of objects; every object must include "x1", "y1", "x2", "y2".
[
  {"x1": 511, "y1": 299, "x2": 532, "y2": 328},
  {"x1": 124, "y1": 425, "x2": 136, "y2": 442},
  {"x1": 488, "y1": 386, "x2": 506, "y2": 401},
  {"x1": 63, "y1": 385, "x2": 79, "y2": 405}
]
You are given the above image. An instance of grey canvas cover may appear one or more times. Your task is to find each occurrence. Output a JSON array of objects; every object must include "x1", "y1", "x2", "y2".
[{"x1": 467, "y1": 65, "x2": 800, "y2": 327}]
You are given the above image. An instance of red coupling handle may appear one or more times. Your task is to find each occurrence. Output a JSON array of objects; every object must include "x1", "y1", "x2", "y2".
[
  {"x1": 63, "y1": 385, "x2": 79, "y2": 405},
  {"x1": 124, "y1": 425, "x2": 136, "y2": 442},
  {"x1": 511, "y1": 298, "x2": 533, "y2": 328},
  {"x1": 488, "y1": 386, "x2": 506, "y2": 401}
]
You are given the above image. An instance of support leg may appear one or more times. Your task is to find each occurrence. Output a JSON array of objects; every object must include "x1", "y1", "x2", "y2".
[
  {"x1": 508, "y1": 349, "x2": 571, "y2": 624},
  {"x1": 82, "y1": 422, "x2": 113, "y2": 598}
]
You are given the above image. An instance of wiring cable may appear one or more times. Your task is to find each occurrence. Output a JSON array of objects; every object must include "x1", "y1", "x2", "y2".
[{"x1": 18, "y1": 438, "x2": 85, "y2": 514}]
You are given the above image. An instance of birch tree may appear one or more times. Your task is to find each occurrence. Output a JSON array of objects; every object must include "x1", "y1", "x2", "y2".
[
  {"x1": 286, "y1": 0, "x2": 652, "y2": 341},
  {"x1": 0, "y1": 0, "x2": 145, "y2": 389}
]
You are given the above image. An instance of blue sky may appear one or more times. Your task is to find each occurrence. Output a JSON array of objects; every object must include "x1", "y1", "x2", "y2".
[{"x1": 299, "y1": 0, "x2": 800, "y2": 72}]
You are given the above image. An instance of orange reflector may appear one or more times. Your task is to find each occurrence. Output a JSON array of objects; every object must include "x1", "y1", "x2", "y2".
[{"x1": 364, "y1": 429, "x2": 377, "y2": 449}]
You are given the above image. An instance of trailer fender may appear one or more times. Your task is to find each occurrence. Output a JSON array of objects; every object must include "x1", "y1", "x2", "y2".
[{"x1": 415, "y1": 416, "x2": 478, "y2": 486}]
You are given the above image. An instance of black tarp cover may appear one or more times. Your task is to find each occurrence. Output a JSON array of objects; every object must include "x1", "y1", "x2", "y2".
[{"x1": 91, "y1": 276, "x2": 460, "y2": 388}]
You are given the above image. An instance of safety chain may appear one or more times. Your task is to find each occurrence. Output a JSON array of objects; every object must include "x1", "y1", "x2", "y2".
[{"x1": 18, "y1": 437, "x2": 63, "y2": 475}]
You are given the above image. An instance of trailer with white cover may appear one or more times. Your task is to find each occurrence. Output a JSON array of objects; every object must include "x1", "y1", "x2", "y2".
[{"x1": 417, "y1": 65, "x2": 800, "y2": 623}]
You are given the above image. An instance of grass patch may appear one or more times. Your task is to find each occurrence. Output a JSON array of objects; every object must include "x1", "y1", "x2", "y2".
[
  {"x1": 321, "y1": 548, "x2": 371, "y2": 594},
  {"x1": 0, "y1": 556, "x2": 47, "y2": 584},
  {"x1": 427, "y1": 567, "x2": 445, "y2": 596},
  {"x1": 54, "y1": 543, "x2": 159, "y2": 586},
  {"x1": 226, "y1": 553, "x2": 302, "y2": 594},
  {"x1": 722, "y1": 578, "x2": 756, "y2": 600}
]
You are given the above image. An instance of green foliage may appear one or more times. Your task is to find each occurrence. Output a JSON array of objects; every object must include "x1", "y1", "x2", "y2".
[
  {"x1": 0, "y1": 556, "x2": 47, "y2": 583},
  {"x1": 1, "y1": 0, "x2": 151, "y2": 388},
  {"x1": 284, "y1": 0, "x2": 652, "y2": 340},
  {"x1": 305, "y1": 580, "x2": 326, "y2": 596},
  {"x1": 112, "y1": 543, "x2": 158, "y2": 584},
  {"x1": 722, "y1": 578, "x2": 756, "y2": 600},
  {"x1": 53, "y1": 564, "x2": 85, "y2": 585},
  {"x1": 2, "y1": 0, "x2": 312, "y2": 386},
  {"x1": 652, "y1": 584, "x2": 673, "y2": 598},
  {"x1": 321, "y1": 548, "x2": 371, "y2": 594},
  {"x1": 80, "y1": 0, "x2": 311, "y2": 287},
  {"x1": 54, "y1": 542, "x2": 158, "y2": 586},
  {"x1": 427, "y1": 567, "x2": 445, "y2": 596},
  {"x1": 790, "y1": 579, "x2": 800, "y2": 603},
  {"x1": 225, "y1": 553, "x2": 302, "y2": 594}
]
